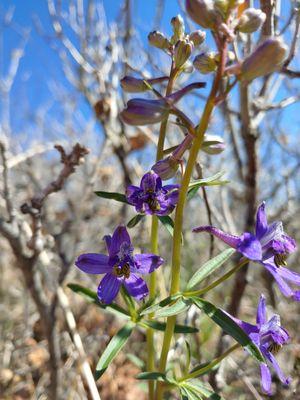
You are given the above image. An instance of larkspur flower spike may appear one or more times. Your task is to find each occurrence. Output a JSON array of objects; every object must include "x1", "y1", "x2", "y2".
[
  {"x1": 126, "y1": 171, "x2": 179, "y2": 216},
  {"x1": 227, "y1": 295, "x2": 291, "y2": 394},
  {"x1": 193, "y1": 202, "x2": 300, "y2": 301},
  {"x1": 75, "y1": 226, "x2": 164, "y2": 303}
]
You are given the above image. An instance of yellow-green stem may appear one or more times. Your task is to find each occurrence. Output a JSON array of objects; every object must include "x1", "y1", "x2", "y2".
[
  {"x1": 156, "y1": 93, "x2": 216, "y2": 400},
  {"x1": 179, "y1": 343, "x2": 240, "y2": 382},
  {"x1": 147, "y1": 69, "x2": 177, "y2": 400}
]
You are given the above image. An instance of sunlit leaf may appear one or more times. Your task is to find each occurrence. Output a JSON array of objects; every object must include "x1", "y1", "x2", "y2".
[
  {"x1": 186, "y1": 249, "x2": 235, "y2": 291},
  {"x1": 95, "y1": 321, "x2": 135, "y2": 379},
  {"x1": 67, "y1": 283, "x2": 130, "y2": 318},
  {"x1": 94, "y1": 190, "x2": 129, "y2": 204},
  {"x1": 191, "y1": 298, "x2": 264, "y2": 364}
]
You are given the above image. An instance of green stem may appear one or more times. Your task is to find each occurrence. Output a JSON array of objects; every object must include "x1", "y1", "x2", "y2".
[
  {"x1": 183, "y1": 258, "x2": 248, "y2": 297},
  {"x1": 156, "y1": 38, "x2": 228, "y2": 399},
  {"x1": 179, "y1": 343, "x2": 240, "y2": 382},
  {"x1": 147, "y1": 66, "x2": 177, "y2": 400}
]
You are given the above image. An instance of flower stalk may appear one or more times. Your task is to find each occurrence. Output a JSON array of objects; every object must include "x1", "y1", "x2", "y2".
[{"x1": 155, "y1": 33, "x2": 229, "y2": 400}]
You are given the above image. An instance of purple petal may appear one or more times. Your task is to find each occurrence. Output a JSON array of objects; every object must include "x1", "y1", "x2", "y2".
[
  {"x1": 265, "y1": 351, "x2": 291, "y2": 386},
  {"x1": 164, "y1": 186, "x2": 179, "y2": 207},
  {"x1": 292, "y1": 291, "x2": 300, "y2": 301},
  {"x1": 109, "y1": 226, "x2": 131, "y2": 257},
  {"x1": 276, "y1": 266, "x2": 300, "y2": 285},
  {"x1": 237, "y1": 232, "x2": 262, "y2": 261},
  {"x1": 256, "y1": 294, "x2": 266, "y2": 326},
  {"x1": 141, "y1": 171, "x2": 162, "y2": 192},
  {"x1": 126, "y1": 185, "x2": 141, "y2": 203},
  {"x1": 260, "y1": 363, "x2": 272, "y2": 394},
  {"x1": 255, "y1": 202, "x2": 268, "y2": 239},
  {"x1": 223, "y1": 311, "x2": 258, "y2": 336},
  {"x1": 133, "y1": 253, "x2": 164, "y2": 274},
  {"x1": 103, "y1": 235, "x2": 112, "y2": 253},
  {"x1": 97, "y1": 273, "x2": 121, "y2": 304},
  {"x1": 282, "y1": 234, "x2": 297, "y2": 254},
  {"x1": 192, "y1": 226, "x2": 240, "y2": 249},
  {"x1": 263, "y1": 263, "x2": 295, "y2": 298},
  {"x1": 124, "y1": 273, "x2": 148, "y2": 300},
  {"x1": 75, "y1": 253, "x2": 110, "y2": 274}
]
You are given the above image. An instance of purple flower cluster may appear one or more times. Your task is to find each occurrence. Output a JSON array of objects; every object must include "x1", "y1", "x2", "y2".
[
  {"x1": 126, "y1": 171, "x2": 179, "y2": 216},
  {"x1": 193, "y1": 202, "x2": 300, "y2": 301},
  {"x1": 75, "y1": 226, "x2": 163, "y2": 303},
  {"x1": 228, "y1": 295, "x2": 290, "y2": 394}
]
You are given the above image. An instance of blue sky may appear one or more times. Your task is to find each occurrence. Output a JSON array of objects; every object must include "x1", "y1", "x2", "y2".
[{"x1": 1, "y1": 0, "x2": 299, "y2": 162}]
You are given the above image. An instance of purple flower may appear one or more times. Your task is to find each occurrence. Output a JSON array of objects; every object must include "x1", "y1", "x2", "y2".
[
  {"x1": 75, "y1": 226, "x2": 164, "y2": 304},
  {"x1": 193, "y1": 202, "x2": 300, "y2": 301},
  {"x1": 126, "y1": 171, "x2": 179, "y2": 216},
  {"x1": 228, "y1": 295, "x2": 291, "y2": 394}
]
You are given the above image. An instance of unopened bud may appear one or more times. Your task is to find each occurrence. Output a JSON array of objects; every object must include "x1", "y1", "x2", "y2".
[
  {"x1": 120, "y1": 76, "x2": 169, "y2": 93},
  {"x1": 174, "y1": 39, "x2": 194, "y2": 68},
  {"x1": 120, "y1": 98, "x2": 170, "y2": 126},
  {"x1": 189, "y1": 30, "x2": 206, "y2": 46},
  {"x1": 202, "y1": 134, "x2": 225, "y2": 154},
  {"x1": 148, "y1": 31, "x2": 171, "y2": 50},
  {"x1": 214, "y1": 0, "x2": 228, "y2": 18},
  {"x1": 236, "y1": 8, "x2": 266, "y2": 33},
  {"x1": 241, "y1": 38, "x2": 288, "y2": 82},
  {"x1": 171, "y1": 15, "x2": 185, "y2": 42},
  {"x1": 193, "y1": 52, "x2": 218, "y2": 74},
  {"x1": 152, "y1": 157, "x2": 180, "y2": 180},
  {"x1": 185, "y1": 0, "x2": 219, "y2": 30},
  {"x1": 120, "y1": 76, "x2": 149, "y2": 93}
]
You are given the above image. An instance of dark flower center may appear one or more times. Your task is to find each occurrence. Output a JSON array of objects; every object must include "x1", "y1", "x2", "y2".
[
  {"x1": 148, "y1": 197, "x2": 161, "y2": 211},
  {"x1": 113, "y1": 262, "x2": 131, "y2": 279},
  {"x1": 274, "y1": 253, "x2": 288, "y2": 267},
  {"x1": 267, "y1": 342, "x2": 282, "y2": 355}
]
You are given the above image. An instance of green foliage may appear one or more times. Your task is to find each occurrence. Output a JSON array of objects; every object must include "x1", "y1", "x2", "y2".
[
  {"x1": 191, "y1": 297, "x2": 264, "y2": 363},
  {"x1": 186, "y1": 248, "x2": 235, "y2": 290},
  {"x1": 94, "y1": 190, "x2": 129, "y2": 204},
  {"x1": 95, "y1": 322, "x2": 135, "y2": 379},
  {"x1": 67, "y1": 283, "x2": 130, "y2": 318}
]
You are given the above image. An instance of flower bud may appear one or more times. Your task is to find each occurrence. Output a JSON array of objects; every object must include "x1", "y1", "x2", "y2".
[
  {"x1": 152, "y1": 157, "x2": 180, "y2": 180},
  {"x1": 171, "y1": 15, "x2": 185, "y2": 41},
  {"x1": 236, "y1": 8, "x2": 266, "y2": 33},
  {"x1": 202, "y1": 134, "x2": 225, "y2": 154},
  {"x1": 214, "y1": 0, "x2": 228, "y2": 17},
  {"x1": 148, "y1": 31, "x2": 171, "y2": 50},
  {"x1": 189, "y1": 30, "x2": 206, "y2": 46},
  {"x1": 241, "y1": 38, "x2": 288, "y2": 82},
  {"x1": 120, "y1": 76, "x2": 169, "y2": 93},
  {"x1": 174, "y1": 39, "x2": 194, "y2": 68},
  {"x1": 185, "y1": 0, "x2": 220, "y2": 29},
  {"x1": 120, "y1": 76, "x2": 149, "y2": 93},
  {"x1": 193, "y1": 52, "x2": 218, "y2": 74},
  {"x1": 120, "y1": 98, "x2": 170, "y2": 126}
]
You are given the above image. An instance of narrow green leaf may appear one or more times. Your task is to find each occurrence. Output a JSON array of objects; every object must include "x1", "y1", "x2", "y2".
[
  {"x1": 143, "y1": 320, "x2": 198, "y2": 334},
  {"x1": 136, "y1": 372, "x2": 168, "y2": 382},
  {"x1": 94, "y1": 190, "x2": 129, "y2": 204},
  {"x1": 183, "y1": 380, "x2": 221, "y2": 400},
  {"x1": 155, "y1": 297, "x2": 191, "y2": 318},
  {"x1": 180, "y1": 386, "x2": 203, "y2": 400},
  {"x1": 191, "y1": 298, "x2": 264, "y2": 364},
  {"x1": 126, "y1": 353, "x2": 145, "y2": 369},
  {"x1": 187, "y1": 172, "x2": 229, "y2": 200},
  {"x1": 184, "y1": 340, "x2": 192, "y2": 375},
  {"x1": 95, "y1": 322, "x2": 135, "y2": 379},
  {"x1": 158, "y1": 215, "x2": 175, "y2": 236},
  {"x1": 186, "y1": 249, "x2": 235, "y2": 291},
  {"x1": 67, "y1": 283, "x2": 130, "y2": 318},
  {"x1": 188, "y1": 172, "x2": 227, "y2": 189},
  {"x1": 127, "y1": 213, "x2": 145, "y2": 228},
  {"x1": 140, "y1": 294, "x2": 181, "y2": 316}
]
